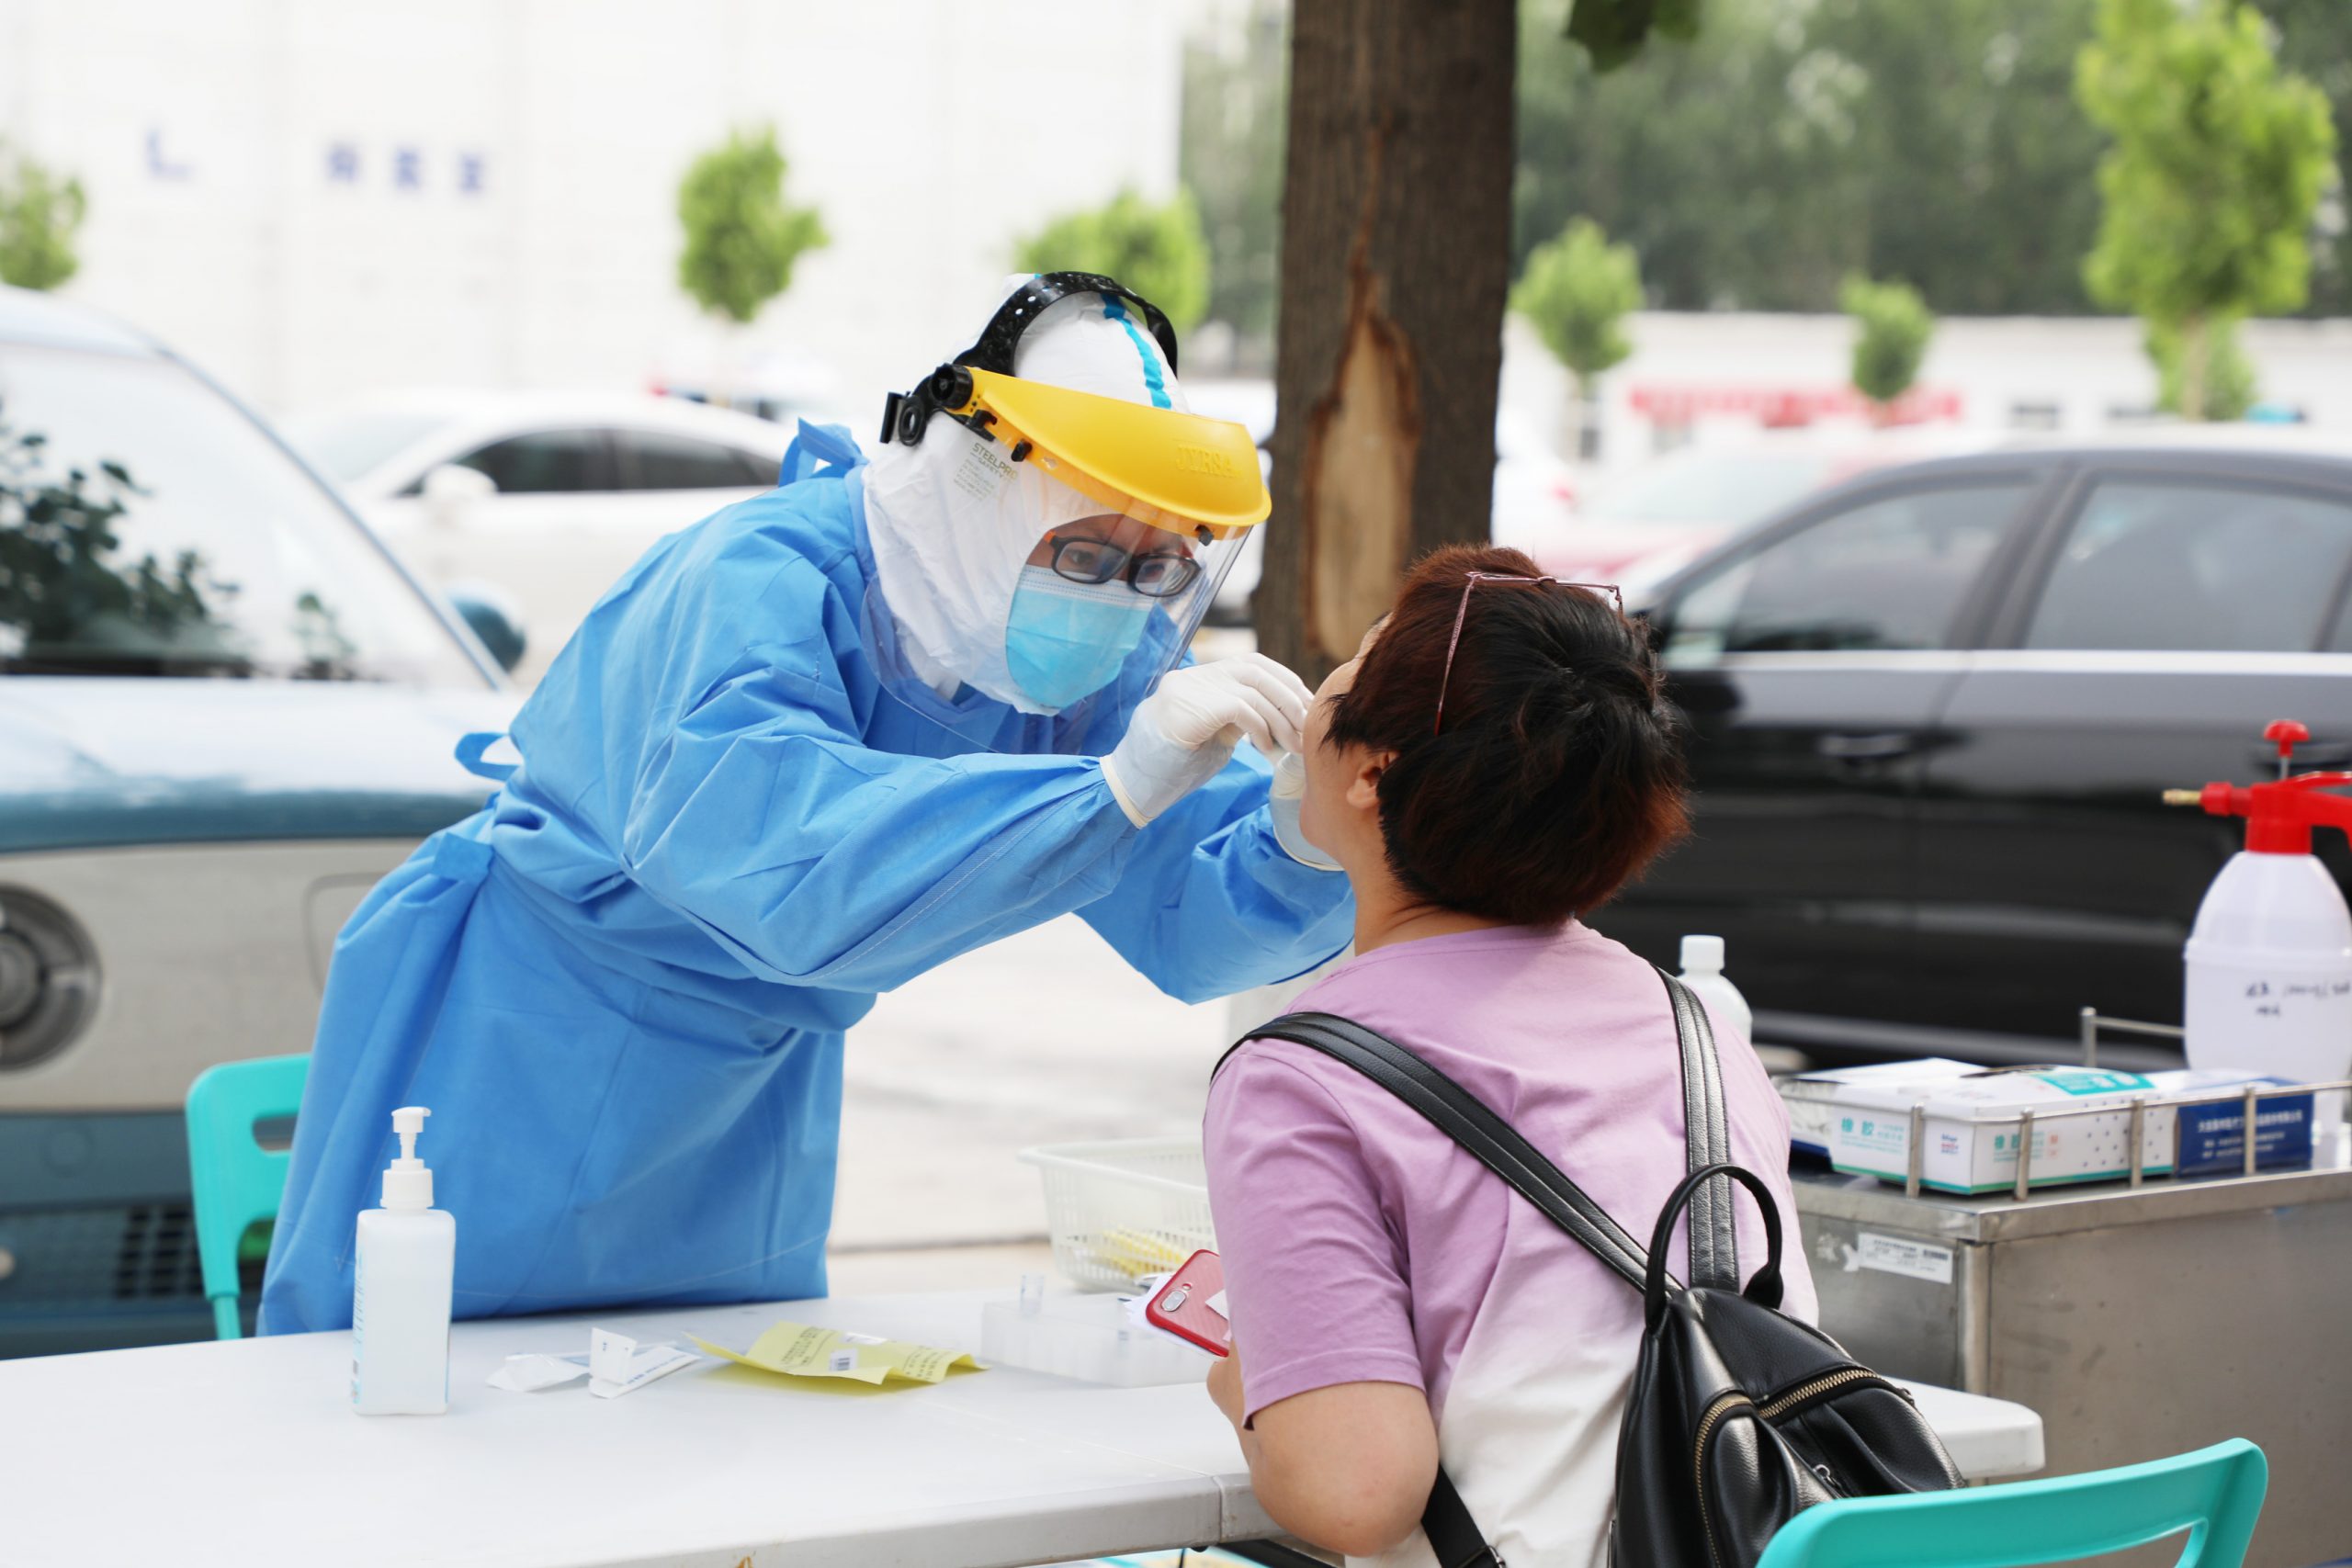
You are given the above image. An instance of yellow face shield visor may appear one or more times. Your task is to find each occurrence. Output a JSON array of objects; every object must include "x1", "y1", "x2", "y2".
[
  {"x1": 877, "y1": 271, "x2": 1271, "y2": 542},
  {"x1": 939, "y1": 367, "x2": 1270, "y2": 541}
]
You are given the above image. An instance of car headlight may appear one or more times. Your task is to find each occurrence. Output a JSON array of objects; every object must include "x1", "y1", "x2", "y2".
[{"x1": 0, "y1": 888, "x2": 99, "y2": 1070}]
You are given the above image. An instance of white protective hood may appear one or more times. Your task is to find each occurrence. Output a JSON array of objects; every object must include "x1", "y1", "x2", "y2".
[{"x1": 863, "y1": 276, "x2": 1191, "y2": 712}]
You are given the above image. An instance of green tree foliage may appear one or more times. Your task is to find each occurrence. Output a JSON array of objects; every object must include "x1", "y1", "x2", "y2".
[
  {"x1": 1182, "y1": 0, "x2": 2336, "y2": 326},
  {"x1": 1013, "y1": 187, "x2": 1212, "y2": 334},
  {"x1": 2251, "y1": 0, "x2": 2352, "y2": 316},
  {"x1": 1517, "y1": 0, "x2": 2109, "y2": 314},
  {"x1": 0, "y1": 146, "x2": 86, "y2": 292},
  {"x1": 1515, "y1": 218, "x2": 1645, "y2": 458},
  {"x1": 2076, "y1": 0, "x2": 2335, "y2": 419},
  {"x1": 675, "y1": 126, "x2": 828, "y2": 326},
  {"x1": 1181, "y1": 0, "x2": 1288, "y2": 364},
  {"x1": 1514, "y1": 218, "x2": 1644, "y2": 392},
  {"x1": 1566, "y1": 0, "x2": 1704, "y2": 72},
  {"x1": 1841, "y1": 276, "x2": 1936, "y2": 408},
  {"x1": 2148, "y1": 317, "x2": 2257, "y2": 421}
]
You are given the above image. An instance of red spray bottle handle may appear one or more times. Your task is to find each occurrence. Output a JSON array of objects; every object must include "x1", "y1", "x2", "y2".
[{"x1": 2178, "y1": 720, "x2": 2352, "y2": 854}]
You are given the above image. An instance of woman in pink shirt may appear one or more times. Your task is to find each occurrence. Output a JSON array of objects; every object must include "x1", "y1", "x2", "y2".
[{"x1": 1204, "y1": 544, "x2": 1816, "y2": 1566}]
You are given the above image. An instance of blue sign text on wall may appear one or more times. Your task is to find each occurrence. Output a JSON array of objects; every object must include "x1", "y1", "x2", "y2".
[{"x1": 322, "y1": 141, "x2": 488, "y2": 195}]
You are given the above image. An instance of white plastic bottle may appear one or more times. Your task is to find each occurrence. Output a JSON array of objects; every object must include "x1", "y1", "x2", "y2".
[
  {"x1": 352, "y1": 1105, "x2": 455, "y2": 1416},
  {"x1": 1678, "y1": 934, "x2": 1754, "y2": 1044},
  {"x1": 2178, "y1": 765, "x2": 2352, "y2": 1086}
]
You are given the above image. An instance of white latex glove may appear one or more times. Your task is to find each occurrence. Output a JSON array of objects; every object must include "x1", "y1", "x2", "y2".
[
  {"x1": 1267, "y1": 750, "x2": 1344, "y2": 871},
  {"x1": 1102, "y1": 653, "x2": 1313, "y2": 827}
]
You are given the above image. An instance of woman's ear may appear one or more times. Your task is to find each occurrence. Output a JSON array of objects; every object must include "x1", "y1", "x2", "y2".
[{"x1": 1345, "y1": 750, "x2": 1394, "y2": 813}]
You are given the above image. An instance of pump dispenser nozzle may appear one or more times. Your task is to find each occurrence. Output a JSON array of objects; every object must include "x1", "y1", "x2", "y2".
[
  {"x1": 2169, "y1": 720, "x2": 2352, "y2": 855},
  {"x1": 382, "y1": 1105, "x2": 434, "y2": 1211}
]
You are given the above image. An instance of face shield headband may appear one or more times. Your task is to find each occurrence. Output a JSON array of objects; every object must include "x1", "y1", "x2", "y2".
[
  {"x1": 877, "y1": 273, "x2": 1270, "y2": 542},
  {"x1": 882, "y1": 270, "x2": 1182, "y2": 441}
]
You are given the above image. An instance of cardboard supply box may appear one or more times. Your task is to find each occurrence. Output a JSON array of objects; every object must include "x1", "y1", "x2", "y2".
[
  {"x1": 1781, "y1": 1058, "x2": 1978, "y2": 1158},
  {"x1": 1785, "y1": 1064, "x2": 2313, "y2": 1194}
]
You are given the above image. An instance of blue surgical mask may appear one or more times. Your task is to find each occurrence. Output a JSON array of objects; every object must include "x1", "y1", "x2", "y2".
[{"x1": 1004, "y1": 566, "x2": 1154, "y2": 710}]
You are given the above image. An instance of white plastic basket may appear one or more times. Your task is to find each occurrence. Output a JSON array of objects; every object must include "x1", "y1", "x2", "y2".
[{"x1": 1017, "y1": 1136, "x2": 1216, "y2": 1292}]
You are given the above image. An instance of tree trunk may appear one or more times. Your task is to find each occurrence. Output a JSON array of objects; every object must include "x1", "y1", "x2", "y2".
[
  {"x1": 2180, "y1": 313, "x2": 2210, "y2": 423},
  {"x1": 1256, "y1": 0, "x2": 1519, "y2": 686}
]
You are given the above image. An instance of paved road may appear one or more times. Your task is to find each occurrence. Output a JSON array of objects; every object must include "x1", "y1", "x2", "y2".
[{"x1": 831, "y1": 914, "x2": 1302, "y2": 1253}]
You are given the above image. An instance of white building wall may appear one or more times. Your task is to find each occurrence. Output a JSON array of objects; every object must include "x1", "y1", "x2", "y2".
[
  {"x1": 1504, "y1": 310, "x2": 2352, "y2": 473},
  {"x1": 0, "y1": 0, "x2": 1185, "y2": 418}
]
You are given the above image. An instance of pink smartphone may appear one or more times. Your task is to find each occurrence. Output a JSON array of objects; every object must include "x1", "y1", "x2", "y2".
[{"x1": 1144, "y1": 1249, "x2": 1230, "y2": 1357}]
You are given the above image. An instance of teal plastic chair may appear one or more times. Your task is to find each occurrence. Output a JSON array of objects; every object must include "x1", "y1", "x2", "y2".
[
  {"x1": 185, "y1": 1054, "x2": 310, "y2": 1340},
  {"x1": 1757, "y1": 1439, "x2": 2267, "y2": 1568}
]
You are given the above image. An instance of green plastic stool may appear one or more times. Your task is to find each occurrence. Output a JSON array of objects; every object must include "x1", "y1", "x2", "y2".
[
  {"x1": 185, "y1": 1054, "x2": 310, "y2": 1340},
  {"x1": 1757, "y1": 1439, "x2": 2268, "y2": 1568}
]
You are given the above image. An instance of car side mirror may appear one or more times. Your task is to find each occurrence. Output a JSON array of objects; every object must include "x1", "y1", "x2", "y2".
[
  {"x1": 422, "y1": 463, "x2": 495, "y2": 526},
  {"x1": 445, "y1": 581, "x2": 527, "y2": 675}
]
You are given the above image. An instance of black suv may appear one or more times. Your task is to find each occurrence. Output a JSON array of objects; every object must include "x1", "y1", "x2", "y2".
[{"x1": 1599, "y1": 439, "x2": 2352, "y2": 1068}]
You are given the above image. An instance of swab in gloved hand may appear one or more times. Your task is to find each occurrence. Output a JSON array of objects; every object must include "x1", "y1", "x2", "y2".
[
  {"x1": 1268, "y1": 750, "x2": 1344, "y2": 871},
  {"x1": 1102, "y1": 653, "x2": 1312, "y2": 827}
]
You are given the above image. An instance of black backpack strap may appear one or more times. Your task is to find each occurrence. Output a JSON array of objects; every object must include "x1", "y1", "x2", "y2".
[
  {"x1": 1228, "y1": 1011, "x2": 1655, "y2": 1292},
  {"x1": 1220, "y1": 1011, "x2": 1650, "y2": 1568},
  {"x1": 1422, "y1": 1469, "x2": 1501, "y2": 1568},
  {"x1": 1660, "y1": 968, "x2": 1740, "y2": 1291}
]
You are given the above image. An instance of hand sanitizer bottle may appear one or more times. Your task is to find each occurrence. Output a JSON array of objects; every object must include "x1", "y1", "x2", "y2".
[
  {"x1": 1679, "y1": 934, "x2": 1754, "y2": 1044},
  {"x1": 352, "y1": 1106, "x2": 455, "y2": 1415}
]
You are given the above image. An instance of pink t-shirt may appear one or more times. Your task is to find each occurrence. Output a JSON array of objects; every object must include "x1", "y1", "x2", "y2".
[{"x1": 1204, "y1": 920, "x2": 1816, "y2": 1568}]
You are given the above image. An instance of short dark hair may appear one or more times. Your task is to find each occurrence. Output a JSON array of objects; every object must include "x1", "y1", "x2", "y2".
[{"x1": 1323, "y1": 544, "x2": 1690, "y2": 925}]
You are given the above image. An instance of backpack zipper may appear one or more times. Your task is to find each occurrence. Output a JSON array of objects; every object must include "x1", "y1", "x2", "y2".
[
  {"x1": 1691, "y1": 1368, "x2": 1887, "y2": 1565},
  {"x1": 1691, "y1": 1389, "x2": 1752, "y2": 1568},
  {"x1": 1756, "y1": 1366, "x2": 1887, "y2": 1421}
]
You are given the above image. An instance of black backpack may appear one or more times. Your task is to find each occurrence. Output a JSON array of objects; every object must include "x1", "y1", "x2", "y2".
[{"x1": 1225, "y1": 970, "x2": 1960, "y2": 1568}]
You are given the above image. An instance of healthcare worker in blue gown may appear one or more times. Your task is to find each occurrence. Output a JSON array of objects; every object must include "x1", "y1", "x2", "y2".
[{"x1": 261, "y1": 273, "x2": 1352, "y2": 1331}]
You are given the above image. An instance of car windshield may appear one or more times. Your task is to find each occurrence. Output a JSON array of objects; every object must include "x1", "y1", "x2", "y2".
[
  {"x1": 282, "y1": 409, "x2": 447, "y2": 482},
  {"x1": 0, "y1": 345, "x2": 488, "y2": 684},
  {"x1": 1582, "y1": 452, "x2": 1840, "y2": 526}
]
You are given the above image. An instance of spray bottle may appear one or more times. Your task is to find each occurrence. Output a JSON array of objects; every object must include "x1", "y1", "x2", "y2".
[
  {"x1": 2167, "y1": 720, "x2": 2352, "y2": 1088},
  {"x1": 352, "y1": 1105, "x2": 455, "y2": 1415},
  {"x1": 1677, "y1": 934, "x2": 1754, "y2": 1044}
]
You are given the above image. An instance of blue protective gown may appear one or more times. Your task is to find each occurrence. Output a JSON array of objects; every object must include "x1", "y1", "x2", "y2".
[{"x1": 259, "y1": 423, "x2": 1353, "y2": 1332}]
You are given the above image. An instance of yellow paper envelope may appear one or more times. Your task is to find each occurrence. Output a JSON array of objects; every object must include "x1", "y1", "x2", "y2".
[{"x1": 688, "y1": 1321, "x2": 981, "y2": 1386}]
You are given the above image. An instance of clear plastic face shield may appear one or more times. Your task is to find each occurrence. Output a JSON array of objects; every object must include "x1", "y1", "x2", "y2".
[{"x1": 1003, "y1": 507, "x2": 1247, "y2": 711}]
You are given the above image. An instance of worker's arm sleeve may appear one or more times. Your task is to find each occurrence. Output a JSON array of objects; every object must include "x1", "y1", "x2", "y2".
[
  {"x1": 1077, "y1": 743, "x2": 1354, "y2": 1004},
  {"x1": 617, "y1": 565, "x2": 1140, "y2": 996}
]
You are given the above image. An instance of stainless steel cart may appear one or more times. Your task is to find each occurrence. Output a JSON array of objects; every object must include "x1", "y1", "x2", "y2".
[{"x1": 1792, "y1": 1137, "x2": 2352, "y2": 1565}]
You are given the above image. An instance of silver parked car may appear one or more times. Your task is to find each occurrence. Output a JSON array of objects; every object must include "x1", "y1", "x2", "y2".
[
  {"x1": 283, "y1": 390, "x2": 799, "y2": 682},
  {"x1": 0, "y1": 286, "x2": 518, "y2": 1356}
]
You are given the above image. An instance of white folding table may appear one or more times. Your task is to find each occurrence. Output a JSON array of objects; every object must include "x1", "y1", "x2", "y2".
[{"x1": 0, "y1": 1288, "x2": 2044, "y2": 1567}]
